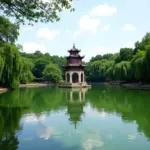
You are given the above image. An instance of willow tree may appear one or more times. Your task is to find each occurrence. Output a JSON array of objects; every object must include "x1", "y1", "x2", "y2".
[
  {"x1": 131, "y1": 51, "x2": 146, "y2": 81},
  {"x1": 113, "y1": 61, "x2": 132, "y2": 81},
  {"x1": 145, "y1": 45, "x2": 150, "y2": 81},
  {"x1": 20, "y1": 57, "x2": 34, "y2": 84},
  {"x1": 86, "y1": 60, "x2": 114, "y2": 81},
  {"x1": 0, "y1": 0, "x2": 74, "y2": 24},
  {"x1": 0, "y1": 55, "x2": 4, "y2": 80},
  {"x1": 105, "y1": 66, "x2": 114, "y2": 80},
  {"x1": 1, "y1": 43, "x2": 21, "y2": 88}
]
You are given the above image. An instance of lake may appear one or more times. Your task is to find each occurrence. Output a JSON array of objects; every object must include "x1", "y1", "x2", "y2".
[{"x1": 0, "y1": 85, "x2": 150, "y2": 150}]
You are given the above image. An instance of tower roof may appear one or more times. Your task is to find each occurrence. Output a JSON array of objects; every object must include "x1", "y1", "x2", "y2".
[
  {"x1": 65, "y1": 55, "x2": 85, "y2": 59},
  {"x1": 68, "y1": 44, "x2": 81, "y2": 52}
]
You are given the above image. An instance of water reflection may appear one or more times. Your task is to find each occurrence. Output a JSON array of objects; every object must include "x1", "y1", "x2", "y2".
[
  {"x1": 0, "y1": 107, "x2": 23, "y2": 150},
  {"x1": 65, "y1": 88, "x2": 88, "y2": 128},
  {"x1": 0, "y1": 85, "x2": 150, "y2": 149}
]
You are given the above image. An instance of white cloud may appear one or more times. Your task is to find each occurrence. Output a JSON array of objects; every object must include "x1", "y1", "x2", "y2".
[
  {"x1": 79, "y1": 15, "x2": 100, "y2": 34},
  {"x1": 123, "y1": 24, "x2": 136, "y2": 31},
  {"x1": 128, "y1": 134, "x2": 136, "y2": 140},
  {"x1": 37, "y1": 127, "x2": 54, "y2": 140},
  {"x1": 23, "y1": 114, "x2": 46, "y2": 122},
  {"x1": 37, "y1": 28, "x2": 60, "y2": 40},
  {"x1": 92, "y1": 4, "x2": 117, "y2": 16},
  {"x1": 23, "y1": 42, "x2": 47, "y2": 53},
  {"x1": 103, "y1": 25, "x2": 110, "y2": 31},
  {"x1": 83, "y1": 139, "x2": 104, "y2": 150}
]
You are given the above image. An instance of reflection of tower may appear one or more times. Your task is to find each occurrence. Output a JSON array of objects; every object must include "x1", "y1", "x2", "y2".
[{"x1": 66, "y1": 88, "x2": 88, "y2": 129}]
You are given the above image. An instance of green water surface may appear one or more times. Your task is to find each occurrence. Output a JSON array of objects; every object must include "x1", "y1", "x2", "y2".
[{"x1": 0, "y1": 85, "x2": 150, "y2": 150}]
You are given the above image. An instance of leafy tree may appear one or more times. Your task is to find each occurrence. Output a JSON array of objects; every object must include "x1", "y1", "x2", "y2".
[
  {"x1": 133, "y1": 41, "x2": 142, "y2": 55},
  {"x1": 1, "y1": 43, "x2": 21, "y2": 88},
  {"x1": 120, "y1": 48, "x2": 133, "y2": 61},
  {"x1": 34, "y1": 50, "x2": 43, "y2": 57},
  {"x1": 0, "y1": 16, "x2": 19, "y2": 43},
  {"x1": 131, "y1": 51, "x2": 146, "y2": 81},
  {"x1": 90, "y1": 55, "x2": 102, "y2": 62},
  {"x1": 103, "y1": 53, "x2": 113, "y2": 60},
  {"x1": 141, "y1": 33, "x2": 150, "y2": 49},
  {"x1": 0, "y1": 0, "x2": 74, "y2": 24},
  {"x1": 20, "y1": 57, "x2": 34, "y2": 84},
  {"x1": 145, "y1": 45, "x2": 150, "y2": 81},
  {"x1": 43, "y1": 64, "x2": 62, "y2": 83},
  {"x1": 105, "y1": 66, "x2": 114, "y2": 80},
  {"x1": 86, "y1": 60, "x2": 114, "y2": 81},
  {"x1": 32, "y1": 58, "x2": 50, "y2": 78},
  {"x1": 0, "y1": 56, "x2": 4, "y2": 80},
  {"x1": 113, "y1": 61, "x2": 132, "y2": 81}
]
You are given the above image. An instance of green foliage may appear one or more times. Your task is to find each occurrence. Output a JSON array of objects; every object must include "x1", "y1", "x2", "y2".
[
  {"x1": 141, "y1": 33, "x2": 150, "y2": 48},
  {"x1": 116, "y1": 48, "x2": 133, "y2": 63},
  {"x1": 90, "y1": 53, "x2": 114, "y2": 62},
  {"x1": 0, "y1": 56, "x2": 4, "y2": 79},
  {"x1": 21, "y1": 51, "x2": 66, "y2": 79},
  {"x1": 20, "y1": 57, "x2": 35, "y2": 84},
  {"x1": 0, "y1": 16, "x2": 35, "y2": 88},
  {"x1": 0, "y1": 16, "x2": 19, "y2": 43},
  {"x1": 86, "y1": 60, "x2": 114, "y2": 81},
  {"x1": 90, "y1": 55, "x2": 102, "y2": 62},
  {"x1": 145, "y1": 45, "x2": 150, "y2": 80},
  {"x1": 87, "y1": 33, "x2": 150, "y2": 83},
  {"x1": 0, "y1": 0, "x2": 74, "y2": 24},
  {"x1": 103, "y1": 53, "x2": 113, "y2": 60},
  {"x1": 113, "y1": 61, "x2": 132, "y2": 81},
  {"x1": 1, "y1": 43, "x2": 21, "y2": 88},
  {"x1": 43, "y1": 64, "x2": 62, "y2": 83},
  {"x1": 32, "y1": 58, "x2": 50, "y2": 78},
  {"x1": 131, "y1": 51, "x2": 146, "y2": 81},
  {"x1": 105, "y1": 66, "x2": 114, "y2": 80}
]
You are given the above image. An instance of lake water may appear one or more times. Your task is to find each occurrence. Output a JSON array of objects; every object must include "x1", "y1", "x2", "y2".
[{"x1": 0, "y1": 85, "x2": 150, "y2": 150}]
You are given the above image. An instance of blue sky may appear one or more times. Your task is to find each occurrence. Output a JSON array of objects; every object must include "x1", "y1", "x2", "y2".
[{"x1": 17, "y1": 0, "x2": 150, "y2": 61}]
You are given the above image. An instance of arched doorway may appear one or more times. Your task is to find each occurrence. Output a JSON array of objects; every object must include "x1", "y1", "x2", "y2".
[
  {"x1": 81, "y1": 73, "x2": 84, "y2": 82},
  {"x1": 72, "y1": 73, "x2": 79, "y2": 83},
  {"x1": 67, "y1": 73, "x2": 70, "y2": 82}
]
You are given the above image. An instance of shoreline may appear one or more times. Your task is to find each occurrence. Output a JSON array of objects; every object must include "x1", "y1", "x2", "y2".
[
  {"x1": 105, "y1": 82, "x2": 150, "y2": 90},
  {"x1": 0, "y1": 83, "x2": 52, "y2": 95},
  {"x1": 0, "y1": 82, "x2": 150, "y2": 95},
  {"x1": 0, "y1": 88, "x2": 9, "y2": 94},
  {"x1": 89, "y1": 82, "x2": 150, "y2": 90},
  {"x1": 20, "y1": 83, "x2": 51, "y2": 88}
]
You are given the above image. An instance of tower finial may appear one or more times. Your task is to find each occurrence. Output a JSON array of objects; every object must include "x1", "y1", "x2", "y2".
[{"x1": 73, "y1": 42, "x2": 75, "y2": 48}]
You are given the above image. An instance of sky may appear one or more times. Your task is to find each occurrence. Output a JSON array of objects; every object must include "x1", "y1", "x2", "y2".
[{"x1": 17, "y1": 0, "x2": 150, "y2": 61}]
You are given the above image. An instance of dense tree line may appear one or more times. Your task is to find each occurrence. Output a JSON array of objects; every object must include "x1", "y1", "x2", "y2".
[
  {"x1": 0, "y1": 16, "x2": 65, "y2": 89},
  {"x1": 86, "y1": 33, "x2": 150, "y2": 83},
  {"x1": 21, "y1": 50, "x2": 66, "y2": 83}
]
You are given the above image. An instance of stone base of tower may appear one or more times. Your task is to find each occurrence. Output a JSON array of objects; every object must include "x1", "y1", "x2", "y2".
[{"x1": 58, "y1": 82, "x2": 91, "y2": 88}]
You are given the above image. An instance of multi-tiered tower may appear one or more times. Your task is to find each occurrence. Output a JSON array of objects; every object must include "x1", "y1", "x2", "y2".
[
  {"x1": 65, "y1": 44, "x2": 85, "y2": 84},
  {"x1": 59, "y1": 44, "x2": 91, "y2": 88}
]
